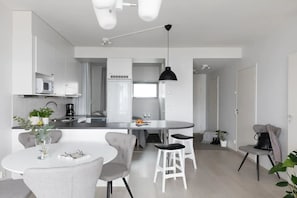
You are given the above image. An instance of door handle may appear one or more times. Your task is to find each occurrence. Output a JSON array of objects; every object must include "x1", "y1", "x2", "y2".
[{"x1": 288, "y1": 114, "x2": 293, "y2": 123}]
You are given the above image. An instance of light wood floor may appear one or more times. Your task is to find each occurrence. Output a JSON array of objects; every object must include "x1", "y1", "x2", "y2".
[{"x1": 95, "y1": 144, "x2": 284, "y2": 198}]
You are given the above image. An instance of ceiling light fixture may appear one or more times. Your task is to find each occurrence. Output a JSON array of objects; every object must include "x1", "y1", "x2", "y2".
[
  {"x1": 159, "y1": 24, "x2": 177, "y2": 81},
  {"x1": 92, "y1": 0, "x2": 162, "y2": 30},
  {"x1": 101, "y1": 25, "x2": 164, "y2": 45},
  {"x1": 201, "y1": 64, "x2": 211, "y2": 70}
]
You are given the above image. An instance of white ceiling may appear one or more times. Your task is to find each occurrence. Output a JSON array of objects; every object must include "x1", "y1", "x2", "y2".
[{"x1": 1, "y1": 0, "x2": 297, "y2": 47}]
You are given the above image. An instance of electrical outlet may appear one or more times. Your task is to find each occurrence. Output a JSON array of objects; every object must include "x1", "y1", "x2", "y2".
[{"x1": 233, "y1": 140, "x2": 237, "y2": 145}]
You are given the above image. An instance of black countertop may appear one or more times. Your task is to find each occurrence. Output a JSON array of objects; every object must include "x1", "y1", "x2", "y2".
[
  {"x1": 52, "y1": 120, "x2": 108, "y2": 129},
  {"x1": 13, "y1": 120, "x2": 194, "y2": 130}
]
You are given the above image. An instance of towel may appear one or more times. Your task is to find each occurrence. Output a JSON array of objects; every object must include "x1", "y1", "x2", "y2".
[
  {"x1": 253, "y1": 124, "x2": 282, "y2": 163},
  {"x1": 266, "y1": 124, "x2": 282, "y2": 163}
]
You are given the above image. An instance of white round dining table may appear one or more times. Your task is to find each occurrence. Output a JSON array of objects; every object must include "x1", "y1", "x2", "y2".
[{"x1": 1, "y1": 142, "x2": 117, "y2": 175}]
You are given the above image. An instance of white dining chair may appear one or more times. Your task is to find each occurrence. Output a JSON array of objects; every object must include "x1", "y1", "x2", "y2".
[
  {"x1": 23, "y1": 158, "x2": 103, "y2": 198},
  {"x1": 99, "y1": 132, "x2": 136, "y2": 198},
  {"x1": 0, "y1": 179, "x2": 31, "y2": 198},
  {"x1": 18, "y1": 129, "x2": 62, "y2": 148}
]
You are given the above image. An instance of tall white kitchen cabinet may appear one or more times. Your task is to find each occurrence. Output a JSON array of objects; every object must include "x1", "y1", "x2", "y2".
[
  {"x1": 12, "y1": 11, "x2": 81, "y2": 95},
  {"x1": 106, "y1": 58, "x2": 133, "y2": 122}
]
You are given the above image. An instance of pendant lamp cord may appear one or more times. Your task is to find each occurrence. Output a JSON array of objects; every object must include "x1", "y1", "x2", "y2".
[
  {"x1": 167, "y1": 29, "x2": 170, "y2": 66},
  {"x1": 164, "y1": 24, "x2": 172, "y2": 66}
]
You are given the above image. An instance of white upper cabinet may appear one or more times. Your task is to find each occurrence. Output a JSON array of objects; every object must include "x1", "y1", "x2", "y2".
[
  {"x1": 107, "y1": 58, "x2": 133, "y2": 80},
  {"x1": 12, "y1": 11, "x2": 81, "y2": 95}
]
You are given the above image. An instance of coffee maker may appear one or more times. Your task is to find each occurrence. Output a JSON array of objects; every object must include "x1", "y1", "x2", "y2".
[{"x1": 66, "y1": 103, "x2": 75, "y2": 117}]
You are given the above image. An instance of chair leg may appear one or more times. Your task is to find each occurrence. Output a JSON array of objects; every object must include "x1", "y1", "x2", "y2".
[
  {"x1": 180, "y1": 149, "x2": 187, "y2": 190},
  {"x1": 267, "y1": 155, "x2": 280, "y2": 179},
  {"x1": 107, "y1": 181, "x2": 112, "y2": 198},
  {"x1": 238, "y1": 153, "x2": 249, "y2": 171},
  {"x1": 173, "y1": 151, "x2": 177, "y2": 180},
  {"x1": 154, "y1": 150, "x2": 161, "y2": 183},
  {"x1": 189, "y1": 139, "x2": 197, "y2": 169},
  {"x1": 256, "y1": 155, "x2": 260, "y2": 181},
  {"x1": 162, "y1": 151, "x2": 167, "y2": 193},
  {"x1": 122, "y1": 178, "x2": 133, "y2": 198}
]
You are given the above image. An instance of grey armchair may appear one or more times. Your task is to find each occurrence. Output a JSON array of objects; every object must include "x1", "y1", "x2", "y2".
[
  {"x1": 237, "y1": 124, "x2": 281, "y2": 181},
  {"x1": 23, "y1": 158, "x2": 103, "y2": 198},
  {"x1": 0, "y1": 179, "x2": 31, "y2": 198},
  {"x1": 18, "y1": 129, "x2": 62, "y2": 148},
  {"x1": 100, "y1": 132, "x2": 136, "y2": 198}
]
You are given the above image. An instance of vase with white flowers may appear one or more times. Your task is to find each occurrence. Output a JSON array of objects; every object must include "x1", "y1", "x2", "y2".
[{"x1": 13, "y1": 116, "x2": 54, "y2": 159}]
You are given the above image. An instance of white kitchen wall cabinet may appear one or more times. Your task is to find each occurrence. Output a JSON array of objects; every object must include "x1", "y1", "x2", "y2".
[{"x1": 12, "y1": 11, "x2": 81, "y2": 95}]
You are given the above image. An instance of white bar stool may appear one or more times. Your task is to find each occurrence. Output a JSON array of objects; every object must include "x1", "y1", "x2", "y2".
[
  {"x1": 153, "y1": 143, "x2": 187, "y2": 193},
  {"x1": 171, "y1": 134, "x2": 197, "y2": 169}
]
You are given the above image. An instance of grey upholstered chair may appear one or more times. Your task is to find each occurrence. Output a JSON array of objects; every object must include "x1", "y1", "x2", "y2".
[
  {"x1": 0, "y1": 179, "x2": 31, "y2": 198},
  {"x1": 23, "y1": 158, "x2": 103, "y2": 198},
  {"x1": 100, "y1": 132, "x2": 136, "y2": 198},
  {"x1": 18, "y1": 129, "x2": 62, "y2": 148},
  {"x1": 237, "y1": 124, "x2": 281, "y2": 181}
]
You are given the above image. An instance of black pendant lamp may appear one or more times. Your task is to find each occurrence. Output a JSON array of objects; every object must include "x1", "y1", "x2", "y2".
[{"x1": 159, "y1": 24, "x2": 177, "y2": 81}]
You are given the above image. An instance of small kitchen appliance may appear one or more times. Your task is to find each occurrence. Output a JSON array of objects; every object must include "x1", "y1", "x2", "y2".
[
  {"x1": 66, "y1": 103, "x2": 75, "y2": 117},
  {"x1": 36, "y1": 77, "x2": 54, "y2": 94}
]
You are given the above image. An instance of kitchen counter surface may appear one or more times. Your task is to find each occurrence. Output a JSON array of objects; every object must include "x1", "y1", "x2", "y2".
[{"x1": 13, "y1": 120, "x2": 194, "y2": 130}]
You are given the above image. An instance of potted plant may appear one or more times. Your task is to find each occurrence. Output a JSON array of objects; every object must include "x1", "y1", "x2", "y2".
[
  {"x1": 269, "y1": 150, "x2": 297, "y2": 198},
  {"x1": 39, "y1": 107, "x2": 54, "y2": 125},
  {"x1": 29, "y1": 109, "x2": 40, "y2": 125},
  {"x1": 216, "y1": 130, "x2": 228, "y2": 147}
]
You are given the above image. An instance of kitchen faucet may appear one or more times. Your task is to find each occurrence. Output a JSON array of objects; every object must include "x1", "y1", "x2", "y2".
[{"x1": 45, "y1": 101, "x2": 58, "y2": 108}]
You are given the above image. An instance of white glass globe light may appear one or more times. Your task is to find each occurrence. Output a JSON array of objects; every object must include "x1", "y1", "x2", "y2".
[
  {"x1": 95, "y1": 8, "x2": 117, "y2": 30},
  {"x1": 138, "y1": 0, "x2": 162, "y2": 21},
  {"x1": 92, "y1": 0, "x2": 117, "y2": 9}
]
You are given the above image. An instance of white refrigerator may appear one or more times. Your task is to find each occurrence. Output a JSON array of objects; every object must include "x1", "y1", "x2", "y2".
[{"x1": 106, "y1": 79, "x2": 132, "y2": 122}]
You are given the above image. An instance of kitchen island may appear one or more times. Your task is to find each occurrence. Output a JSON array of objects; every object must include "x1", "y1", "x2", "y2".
[
  {"x1": 49, "y1": 119, "x2": 194, "y2": 130},
  {"x1": 11, "y1": 120, "x2": 194, "y2": 186},
  {"x1": 12, "y1": 120, "x2": 194, "y2": 151}
]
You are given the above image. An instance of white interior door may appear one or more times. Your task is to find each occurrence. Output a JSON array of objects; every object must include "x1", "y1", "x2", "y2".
[
  {"x1": 288, "y1": 52, "x2": 297, "y2": 153},
  {"x1": 236, "y1": 66, "x2": 257, "y2": 149}
]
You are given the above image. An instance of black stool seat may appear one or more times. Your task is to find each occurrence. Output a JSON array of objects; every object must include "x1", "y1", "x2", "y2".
[
  {"x1": 155, "y1": 143, "x2": 185, "y2": 150},
  {"x1": 171, "y1": 134, "x2": 194, "y2": 140}
]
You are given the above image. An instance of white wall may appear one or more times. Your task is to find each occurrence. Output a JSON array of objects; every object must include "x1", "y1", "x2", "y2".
[
  {"x1": 75, "y1": 47, "x2": 242, "y2": 136},
  {"x1": 12, "y1": 96, "x2": 74, "y2": 122},
  {"x1": 193, "y1": 74, "x2": 206, "y2": 133},
  {"x1": 242, "y1": 15, "x2": 297, "y2": 168},
  {"x1": 0, "y1": 2, "x2": 12, "y2": 169}
]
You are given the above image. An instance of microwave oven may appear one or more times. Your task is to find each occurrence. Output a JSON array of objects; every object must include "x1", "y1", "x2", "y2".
[{"x1": 36, "y1": 78, "x2": 54, "y2": 94}]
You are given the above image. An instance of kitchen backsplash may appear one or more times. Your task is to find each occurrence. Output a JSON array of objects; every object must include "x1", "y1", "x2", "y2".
[{"x1": 12, "y1": 95, "x2": 75, "y2": 125}]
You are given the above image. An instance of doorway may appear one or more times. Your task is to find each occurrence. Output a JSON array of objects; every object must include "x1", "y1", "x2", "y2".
[{"x1": 193, "y1": 73, "x2": 219, "y2": 133}]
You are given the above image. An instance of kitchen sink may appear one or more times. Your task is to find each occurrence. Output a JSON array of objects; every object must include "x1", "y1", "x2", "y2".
[{"x1": 51, "y1": 118, "x2": 77, "y2": 123}]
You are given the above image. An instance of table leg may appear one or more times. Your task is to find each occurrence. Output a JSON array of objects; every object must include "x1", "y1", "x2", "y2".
[
  {"x1": 128, "y1": 129, "x2": 132, "y2": 135},
  {"x1": 161, "y1": 129, "x2": 169, "y2": 144},
  {"x1": 129, "y1": 129, "x2": 141, "y2": 149}
]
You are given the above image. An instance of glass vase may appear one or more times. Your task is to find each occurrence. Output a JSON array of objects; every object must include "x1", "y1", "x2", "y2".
[{"x1": 35, "y1": 136, "x2": 51, "y2": 160}]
